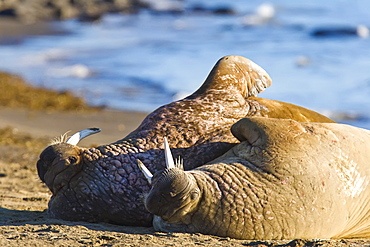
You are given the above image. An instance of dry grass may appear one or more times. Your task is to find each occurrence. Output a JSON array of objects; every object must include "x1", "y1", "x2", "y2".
[
  {"x1": 0, "y1": 126, "x2": 49, "y2": 170},
  {"x1": 0, "y1": 71, "x2": 100, "y2": 112},
  {"x1": 0, "y1": 126, "x2": 48, "y2": 150}
]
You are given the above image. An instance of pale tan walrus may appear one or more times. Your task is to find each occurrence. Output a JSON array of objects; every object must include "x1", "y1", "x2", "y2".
[{"x1": 140, "y1": 117, "x2": 370, "y2": 240}]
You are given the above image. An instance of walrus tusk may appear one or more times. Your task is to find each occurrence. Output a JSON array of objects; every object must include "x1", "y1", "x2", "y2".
[
  {"x1": 164, "y1": 137, "x2": 176, "y2": 169},
  {"x1": 137, "y1": 159, "x2": 153, "y2": 184},
  {"x1": 66, "y1": 128, "x2": 101, "y2": 145}
]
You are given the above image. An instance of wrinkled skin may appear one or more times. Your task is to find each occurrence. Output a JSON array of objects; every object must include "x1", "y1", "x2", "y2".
[
  {"x1": 147, "y1": 117, "x2": 370, "y2": 240},
  {"x1": 37, "y1": 55, "x2": 334, "y2": 226}
]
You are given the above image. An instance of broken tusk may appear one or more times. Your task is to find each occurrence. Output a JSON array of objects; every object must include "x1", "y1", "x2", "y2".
[
  {"x1": 66, "y1": 128, "x2": 101, "y2": 145},
  {"x1": 137, "y1": 159, "x2": 153, "y2": 184}
]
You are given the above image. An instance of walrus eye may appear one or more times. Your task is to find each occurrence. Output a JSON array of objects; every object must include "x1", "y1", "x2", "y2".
[
  {"x1": 190, "y1": 190, "x2": 199, "y2": 200},
  {"x1": 67, "y1": 156, "x2": 78, "y2": 165}
]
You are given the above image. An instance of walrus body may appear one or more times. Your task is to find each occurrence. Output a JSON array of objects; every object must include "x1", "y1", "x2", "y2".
[
  {"x1": 144, "y1": 117, "x2": 370, "y2": 240},
  {"x1": 37, "y1": 55, "x2": 334, "y2": 226}
]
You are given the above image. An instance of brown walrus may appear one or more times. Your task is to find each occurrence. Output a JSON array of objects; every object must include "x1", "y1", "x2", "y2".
[
  {"x1": 36, "y1": 55, "x2": 334, "y2": 226},
  {"x1": 140, "y1": 117, "x2": 370, "y2": 240}
]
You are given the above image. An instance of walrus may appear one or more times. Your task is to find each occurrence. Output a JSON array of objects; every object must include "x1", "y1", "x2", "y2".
[
  {"x1": 36, "y1": 55, "x2": 334, "y2": 226},
  {"x1": 139, "y1": 117, "x2": 370, "y2": 240}
]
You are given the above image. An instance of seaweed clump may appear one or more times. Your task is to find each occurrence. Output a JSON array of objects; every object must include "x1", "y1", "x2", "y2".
[{"x1": 0, "y1": 72, "x2": 101, "y2": 112}]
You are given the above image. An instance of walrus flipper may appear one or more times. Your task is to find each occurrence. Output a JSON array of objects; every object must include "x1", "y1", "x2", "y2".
[{"x1": 190, "y1": 55, "x2": 272, "y2": 98}]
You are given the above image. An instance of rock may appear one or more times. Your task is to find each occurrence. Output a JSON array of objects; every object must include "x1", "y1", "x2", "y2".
[
  {"x1": 311, "y1": 25, "x2": 370, "y2": 38},
  {"x1": 0, "y1": 0, "x2": 138, "y2": 22}
]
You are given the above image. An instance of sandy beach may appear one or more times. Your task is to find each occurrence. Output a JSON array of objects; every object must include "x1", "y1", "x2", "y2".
[
  {"x1": 1, "y1": 71, "x2": 370, "y2": 246},
  {"x1": 1, "y1": 15, "x2": 370, "y2": 245}
]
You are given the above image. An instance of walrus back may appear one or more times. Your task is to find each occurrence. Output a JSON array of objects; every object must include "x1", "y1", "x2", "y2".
[{"x1": 249, "y1": 97, "x2": 335, "y2": 123}]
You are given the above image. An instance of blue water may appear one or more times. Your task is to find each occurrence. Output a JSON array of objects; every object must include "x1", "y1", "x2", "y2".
[{"x1": 1, "y1": 0, "x2": 370, "y2": 128}]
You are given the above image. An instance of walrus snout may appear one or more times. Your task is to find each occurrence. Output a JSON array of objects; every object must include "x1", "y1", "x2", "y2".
[
  {"x1": 37, "y1": 143, "x2": 83, "y2": 193},
  {"x1": 37, "y1": 128, "x2": 101, "y2": 193},
  {"x1": 140, "y1": 138, "x2": 201, "y2": 224},
  {"x1": 145, "y1": 168, "x2": 200, "y2": 224}
]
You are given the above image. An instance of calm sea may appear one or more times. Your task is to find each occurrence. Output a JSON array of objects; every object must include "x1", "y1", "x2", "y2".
[{"x1": 1, "y1": 0, "x2": 370, "y2": 128}]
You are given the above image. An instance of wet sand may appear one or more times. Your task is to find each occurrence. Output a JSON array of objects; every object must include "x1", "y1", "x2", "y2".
[{"x1": 0, "y1": 73, "x2": 369, "y2": 246}]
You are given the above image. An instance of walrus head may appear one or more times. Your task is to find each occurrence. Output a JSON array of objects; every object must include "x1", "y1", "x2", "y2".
[
  {"x1": 138, "y1": 138, "x2": 201, "y2": 224},
  {"x1": 37, "y1": 128, "x2": 101, "y2": 194}
]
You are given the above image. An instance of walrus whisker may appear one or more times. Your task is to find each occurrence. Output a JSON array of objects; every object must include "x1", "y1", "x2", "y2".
[
  {"x1": 50, "y1": 131, "x2": 70, "y2": 145},
  {"x1": 137, "y1": 159, "x2": 153, "y2": 184},
  {"x1": 175, "y1": 156, "x2": 184, "y2": 170},
  {"x1": 66, "y1": 128, "x2": 101, "y2": 145}
]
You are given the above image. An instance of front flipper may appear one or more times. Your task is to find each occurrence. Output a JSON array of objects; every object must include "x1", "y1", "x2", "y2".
[
  {"x1": 153, "y1": 215, "x2": 198, "y2": 234},
  {"x1": 211, "y1": 117, "x2": 309, "y2": 172},
  {"x1": 230, "y1": 117, "x2": 307, "y2": 145}
]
